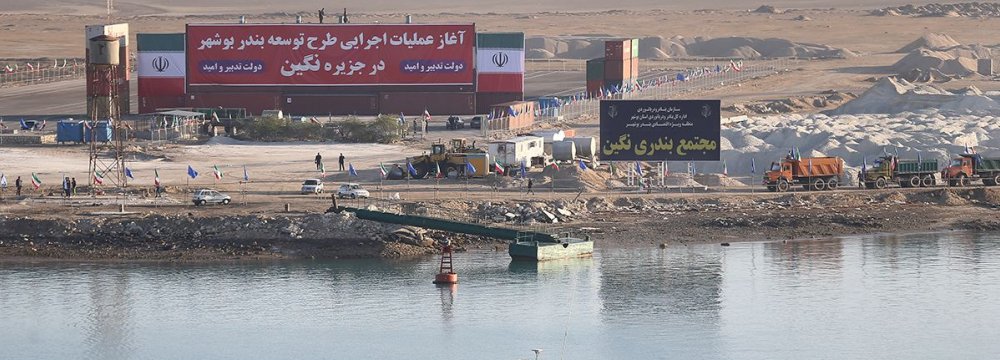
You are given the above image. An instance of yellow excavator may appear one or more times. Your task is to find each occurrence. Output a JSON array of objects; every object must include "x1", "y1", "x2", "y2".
[{"x1": 388, "y1": 138, "x2": 489, "y2": 179}]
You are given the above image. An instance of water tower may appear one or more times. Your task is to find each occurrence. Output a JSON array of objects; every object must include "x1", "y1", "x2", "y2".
[{"x1": 87, "y1": 34, "x2": 120, "y2": 120}]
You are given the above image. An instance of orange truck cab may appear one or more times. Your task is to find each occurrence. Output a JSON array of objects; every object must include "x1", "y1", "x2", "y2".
[{"x1": 941, "y1": 154, "x2": 1000, "y2": 186}]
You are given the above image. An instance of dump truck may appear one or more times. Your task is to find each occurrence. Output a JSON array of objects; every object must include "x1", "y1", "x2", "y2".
[
  {"x1": 388, "y1": 138, "x2": 489, "y2": 179},
  {"x1": 941, "y1": 154, "x2": 1000, "y2": 186},
  {"x1": 864, "y1": 155, "x2": 939, "y2": 189},
  {"x1": 764, "y1": 156, "x2": 845, "y2": 192}
]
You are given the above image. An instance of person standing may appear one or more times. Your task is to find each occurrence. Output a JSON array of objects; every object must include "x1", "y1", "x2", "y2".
[
  {"x1": 63, "y1": 177, "x2": 71, "y2": 198},
  {"x1": 318, "y1": 8, "x2": 325, "y2": 23},
  {"x1": 338, "y1": 153, "x2": 346, "y2": 172},
  {"x1": 15, "y1": 176, "x2": 22, "y2": 196},
  {"x1": 315, "y1": 153, "x2": 323, "y2": 171},
  {"x1": 526, "y1": 178, "x2": 534, "y2": 195},
  {"x1": 71, "y1": 177, "x2": 77, "y2": 196}
]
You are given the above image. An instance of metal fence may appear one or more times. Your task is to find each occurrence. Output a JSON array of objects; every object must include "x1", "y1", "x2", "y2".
[{"x1": 0, "y1": 64, "x2": 86, "y2": 87}]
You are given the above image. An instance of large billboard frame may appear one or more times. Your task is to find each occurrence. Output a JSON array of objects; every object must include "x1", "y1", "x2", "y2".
[
  {"x1": 599, "y1": 99, "x2": 721, "y2": 162},
  {"x1": 186, "y1": 23, "x2": 476, "y2": 87}
]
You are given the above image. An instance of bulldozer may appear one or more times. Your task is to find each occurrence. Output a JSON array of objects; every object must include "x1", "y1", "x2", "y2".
[{"x1": 387, "y1": 138, "x2": 489, "y2": 179}]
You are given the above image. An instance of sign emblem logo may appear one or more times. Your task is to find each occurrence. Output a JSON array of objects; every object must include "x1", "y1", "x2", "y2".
[
  {"x1": 701, "y1": 104, "x2": 712, "y2": 118},
  {"x1": 492, "y1": 52, "x2": 509, "y2": 68},
  {"x1": 152, "y1": 56, "x2": 170, "y2": 72},
  {"x1": 608, "y1": 105, "x2": 618, "y2": 119}
]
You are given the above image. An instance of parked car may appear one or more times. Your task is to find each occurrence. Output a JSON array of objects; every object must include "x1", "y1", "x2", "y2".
[
  {"x1": 337, "y1": 183, "x2": 370, "y2": 199},
  {"x1": 301, "y1": 178, "x2": 324, "y2": 194},
  {"x1": 469, "y1": 116, "x2": 483, "y2": 129},
  {"x1": 446, "y1": 116, "x2": 465, "y2": 130},
  {"x1": 192, "y1": 189, "x2": 231, "y2": 206}
]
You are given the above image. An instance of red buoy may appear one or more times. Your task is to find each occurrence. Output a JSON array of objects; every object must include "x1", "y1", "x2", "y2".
[{"x1": 432, "y1": 243, "x2": 458, "y2": 284}]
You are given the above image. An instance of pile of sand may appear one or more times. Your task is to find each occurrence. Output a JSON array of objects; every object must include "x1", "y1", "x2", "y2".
[
  {"x1": 725, "y1": 91, "x2": 858, "y2": 115},
  {"x1": 829, "y1": 77, "x2": 1000, "y2": 115},
  {"x1": 895, "y1": 33, "x2": 962, "y2": 53},
  {"x1": 716, "y1": 108, "x2": 1000, "y2": 190},
  {"x1": 891, "y1": 48, "x2": 984, "y2": 77},
  {"x1": 524, "y1": 35, "x2": 854, "y2": 60},
  {"x1": 752, "y1": 5, "x2": 783, "y2": 14},
  {"x1": 694, "y1": 174, "x2": 747, "y2": 187},
  {"x1": 873, "y1": 3, "x2": 1000, "y2": 17},
  {"x1": 537, "y1": 163, "x2": 609, "y2": 192}
]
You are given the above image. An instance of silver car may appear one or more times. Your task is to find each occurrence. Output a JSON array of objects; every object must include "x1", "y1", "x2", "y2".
[{"x1": 192, "y1": 189, "x2": 231, "y2": 206}]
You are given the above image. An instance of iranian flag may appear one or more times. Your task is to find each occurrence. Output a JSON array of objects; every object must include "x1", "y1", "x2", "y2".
[
  {"x1": 154, "y1": 169, "x2": 161, "y2": 187},
  {"x1": 30, "y1": 173, "x2": 42, "y2": 189},
  {"x1": 494, "y1": 160, "x2": 505, "y2": 175},
  {"x1": 476, "y1": 33, "x2": 525, "y2": 93},
  {"x1": 93, "y1": 171, "x2": 104, "y2": 185},
  {"x1": 379, "y1": 163, "x2": 388, "y2": 178},
  {"x1": 213, "y1": 165, "x2": 224, "y2": 180},
  {"x1": 435, "y1": 162, "x2": 444, "y2": 179}
]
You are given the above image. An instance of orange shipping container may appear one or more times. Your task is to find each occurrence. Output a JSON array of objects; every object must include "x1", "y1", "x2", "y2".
[{"x1": 605, "y1": 39, "x2": 633, "y2": 60}]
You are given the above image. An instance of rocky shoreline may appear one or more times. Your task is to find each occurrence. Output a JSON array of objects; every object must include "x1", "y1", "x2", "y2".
[{"x1": 1, "y1": 188, "x2": 998, "y2": 262}]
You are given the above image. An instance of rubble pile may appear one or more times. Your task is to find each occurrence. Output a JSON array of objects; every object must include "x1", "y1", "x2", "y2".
[
  {"x1": 873, "y1": 3, "x2": 1000, "y2": 17},
  {"x1": 472, "y1": 200, "x2": 582, "y2": 224},
  {"x1": 725, "y1": 91, "x2": 857, "y2": 115}
]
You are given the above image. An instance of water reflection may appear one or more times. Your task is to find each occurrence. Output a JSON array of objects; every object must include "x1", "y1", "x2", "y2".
[
  {"x1": 2, "y1": 232, "x2": 1000, "y2": 359},
  {"x1": 84, "y1": 270, "x2": 134, "y2": 360}
]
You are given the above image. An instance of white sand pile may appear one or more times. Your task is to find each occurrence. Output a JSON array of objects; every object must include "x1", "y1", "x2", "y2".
[
  {"x1": 895, "y1": 33, "x2": 962, "y2": 53},
  {"x1": 715, "y1": 110, "x2": 1000, "y2": 187},
  {"x1": 829, "y1": 77, "x2": 1000, "y2": 115},
  {"x1": 892, "y1": 48, "x2": 981, "y2": 77},
  {"x1": 524, "y1": 35, "x2": 853, "y2": 60},
  {"x1": 694, "y1": 174, "x2": 747, "y2": 187}
]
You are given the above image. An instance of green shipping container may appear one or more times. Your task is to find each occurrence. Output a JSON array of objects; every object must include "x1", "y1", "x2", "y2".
[
  {"x1": 631, "y1": 38, "x2": 639, "y2": 60},
  {"x1": 587, "y1": 58, "x2": 605, "y2": 81}
]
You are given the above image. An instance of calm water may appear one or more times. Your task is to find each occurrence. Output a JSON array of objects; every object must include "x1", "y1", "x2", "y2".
[{"x1": 2, "y1": 232, "x2": 1000, "y2": 360}]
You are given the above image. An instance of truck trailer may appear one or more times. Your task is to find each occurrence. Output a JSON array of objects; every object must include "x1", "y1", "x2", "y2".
[
  {"x1": 864, "y1": 155, "x2": 938, "y2": 189},
  {"x1": 765, "y1": 156, "x2": 845, "y2": 192}
]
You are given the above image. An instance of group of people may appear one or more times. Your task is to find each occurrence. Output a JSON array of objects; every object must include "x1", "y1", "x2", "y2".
[
  {"x1": 315, "y1": 153, "x2": 347, "y2": 172},
  {"x1": 61, "y1": 177, "x2": 78, "y2": 197},
  {"x1": 1, "y1": 176, "x2": 24, "y2": 196}
]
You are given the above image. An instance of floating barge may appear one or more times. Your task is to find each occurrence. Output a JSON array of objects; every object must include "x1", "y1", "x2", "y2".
[{"x1": 328, "y1": 206, "x2": 593, "y2": 261}]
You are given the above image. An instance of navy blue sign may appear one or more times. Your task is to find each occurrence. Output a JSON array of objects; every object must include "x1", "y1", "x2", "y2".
[{"x1": 599, "y1": 100, "x2": 721, "y2": 161}]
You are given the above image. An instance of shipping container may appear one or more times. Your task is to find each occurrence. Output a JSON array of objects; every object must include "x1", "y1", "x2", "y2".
[
  {"x1": 631, "y1": 57, "x2": 639, "y2": 79},
  {"x1": 488, "y1": 101, "x2": 535, "y2": 130},
  {"x1": 476, "y1": 92, "x2": 523, "y2": 114},
  {"x1": 488, "y1": 136, "x2": 545, "y2": 169},
  {"x1": 604, "y1": 60, "x2": 629, "y2": 82},
  {"x1": 586, "y1": 79, "x2": 604, "y2": 98},
  {"x1": 586, "y1": 58, "x2": 605, "y2": 81},
  {"x1": 86, "y1": 65, "x2": 117, "y2": 96},
  {"x1": 631, "y1": 39, "x2": 639, "y2": 61},
  {"x1": 139, "y1": 96, "x2": 186, "y2": 114},
  {"x1": 604, "y1": 39, "x2": 632, "y2": 60},
  {"x1": 57, "y1": 121, "x2": 84, "y2": 143},
  {"x1": 84, "y1": 121, "x2": 114, "y2": 143},
  {"x1": 284, "y1": 94, "x2": 379, "y2": 116},
  {"x1": 379, "y1": 92, "x2": 475, "y2": 116}
]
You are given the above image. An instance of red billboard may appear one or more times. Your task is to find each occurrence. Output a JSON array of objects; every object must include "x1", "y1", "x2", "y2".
[{"x1": 186, "y1": 24, "x2": 475, "y2": 86}]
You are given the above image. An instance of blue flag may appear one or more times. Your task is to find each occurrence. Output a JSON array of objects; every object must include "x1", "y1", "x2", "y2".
[
  {"x1": 243, "y1": 165, "x2": 249, "y2": 181},
  {"x1": 634, "y1": 161, "x2": 643, "y2": 177},
  {"x1": 751, "y1": 157, "x2": 757, "y2": 174},
  {"x1": 579, "y1": 159, "x2": 587, "y2": 170},
  {"x1": 187, "y1": 165, "x2": 198, "y2": 179},
  {"x1": 125, "y1": 167, "x2": 134, "y2": 179},
  {"x1": 348, "y1": 163, "x2": 358, "y2": 177},
  {"x1": 466, "y1": 161, "x2": 477, "y2": 175},
  {"x1": 862, "y1": 156, "x2": 867, "y2": 174},
  {"x1": 520, "y1": 160, "x2": 526, "y2": 179},
  {"x1": 407, "y1": 162, "x2": 418, "y2": 177}
]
